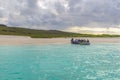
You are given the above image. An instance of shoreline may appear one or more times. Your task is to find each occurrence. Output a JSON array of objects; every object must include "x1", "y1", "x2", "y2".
[{"x1": 0, "y1": 35, "x2": 120, "y2": 45}]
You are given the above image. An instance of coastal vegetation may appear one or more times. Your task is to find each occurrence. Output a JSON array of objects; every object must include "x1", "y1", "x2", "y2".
[{"x1": 0, "y1": 24, "x2": 120, "y2": 38}]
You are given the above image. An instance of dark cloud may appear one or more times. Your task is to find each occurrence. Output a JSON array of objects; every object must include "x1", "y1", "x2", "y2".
[{"x1": 0, "y1": 0, "x2": 120, "y2": 30}]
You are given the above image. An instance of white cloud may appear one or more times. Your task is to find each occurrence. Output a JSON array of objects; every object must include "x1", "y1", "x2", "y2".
[{"x1": 0, "y1": 0, "x2": 120, "y2": 34}]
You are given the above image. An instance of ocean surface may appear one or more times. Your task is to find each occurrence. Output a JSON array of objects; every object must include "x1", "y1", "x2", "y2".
[{"x1": 0, "y1": 43, "x2": 120, "y2": 80}]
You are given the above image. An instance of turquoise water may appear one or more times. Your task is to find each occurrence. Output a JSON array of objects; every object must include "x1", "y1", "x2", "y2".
[{"x1": 0, "y1": 44, "x2": 120, "y2": 80}]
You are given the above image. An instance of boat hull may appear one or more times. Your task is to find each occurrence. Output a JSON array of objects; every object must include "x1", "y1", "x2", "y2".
[{"x1": 71, "y1": 42, "x2": 90, "y2": 45}]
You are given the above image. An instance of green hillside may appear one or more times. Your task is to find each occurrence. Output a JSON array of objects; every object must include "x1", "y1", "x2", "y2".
[{"x1": 0, "y1": 24, "x2": 120, "y2": 38}]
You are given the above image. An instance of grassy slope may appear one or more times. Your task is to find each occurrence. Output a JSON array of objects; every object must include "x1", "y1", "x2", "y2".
[{"x1": 0, "y1": 25, "x2": 120, "y2": 38}]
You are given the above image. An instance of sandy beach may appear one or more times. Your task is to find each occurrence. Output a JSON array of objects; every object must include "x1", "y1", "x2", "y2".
[{"x1": 0, "y1": 35, "x2": 120, "y2": 45}]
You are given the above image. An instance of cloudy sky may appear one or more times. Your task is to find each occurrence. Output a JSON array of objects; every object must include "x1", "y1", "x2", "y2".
[{"x1": 0, "y1": 0, "x2": 120, "y2": 34}]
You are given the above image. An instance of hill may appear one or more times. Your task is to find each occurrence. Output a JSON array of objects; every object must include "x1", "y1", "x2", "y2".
[{"x1": 0, "y1": 24, "x2": 120, "y2": 38}]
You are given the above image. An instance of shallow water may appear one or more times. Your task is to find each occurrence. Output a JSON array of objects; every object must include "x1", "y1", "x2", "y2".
[{"x1": 0, "y1": 43, "x2": 120, "y2": 80}]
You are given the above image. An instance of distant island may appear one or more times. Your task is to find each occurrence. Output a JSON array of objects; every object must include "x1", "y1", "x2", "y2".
[{"x1": 0, "y1": 24, "x2": 120, "y2": 38}]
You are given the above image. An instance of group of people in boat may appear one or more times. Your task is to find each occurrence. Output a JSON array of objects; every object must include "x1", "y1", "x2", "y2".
[{"x1": 71, "y1": 38, "x2": 90, "y2": 45}]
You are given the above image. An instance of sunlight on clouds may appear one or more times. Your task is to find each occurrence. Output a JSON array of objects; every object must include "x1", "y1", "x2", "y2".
[
  {"x1": 37, "y1": 0, "x2": 59, "y2": 16},
  {"x1": 64, "y1": 26, "x2": 120, "y2": 34},
  {"x1": 37, "y1": 0, "x2": 48, "y2": 9},
  {"x1": 0, "y1": 18, "x2": 8, "y2": 24},
  {"x1": 37, "y1": 0, "x2": 69, "y2": 10},
  {"x1": 60, "y1": 0, "x2": 70, "y2": 11}
]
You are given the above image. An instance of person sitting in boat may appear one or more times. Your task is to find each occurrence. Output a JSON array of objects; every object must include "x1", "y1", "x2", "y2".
[
  {"x1": 71, "y1": 38, "x2": 74, "y2": 43},
  {"x1": 83, "y1": 39, "x2": 86, "y2": 42},
  {"x1": 75, "y1": 39, "x2": 79, "y2": 43},
  {"x1": 80, "y1": 39, "x2": 83, "y2": 42},
  {"x1": 87, "y1": 39, "x2": 89, "y2": 42},
  {"x1": 78, "y1": 39, "x2": 80, "y2": 42}
]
